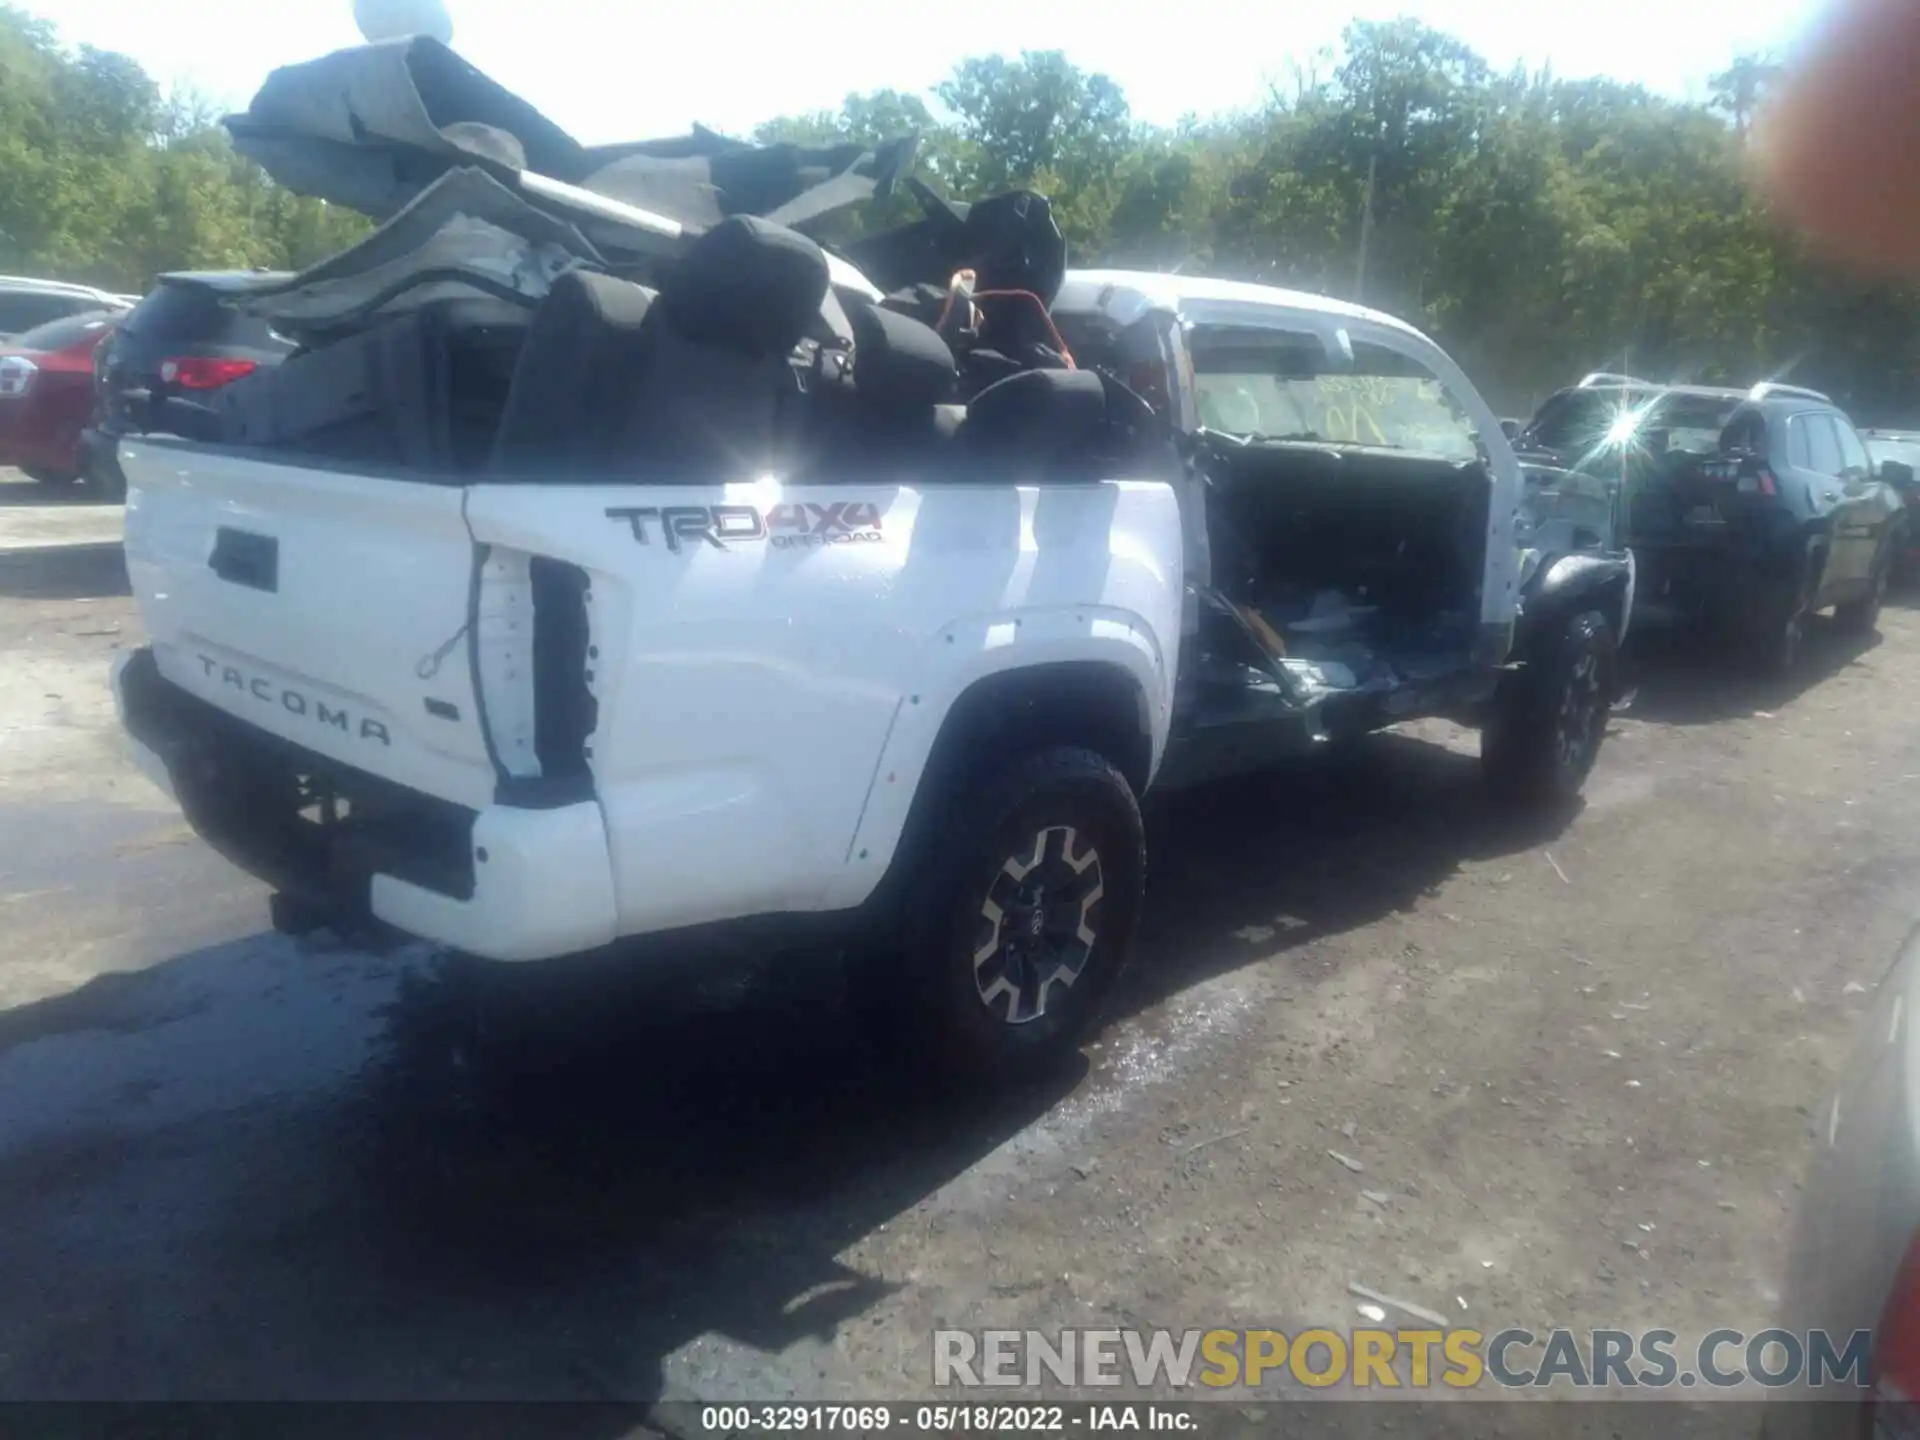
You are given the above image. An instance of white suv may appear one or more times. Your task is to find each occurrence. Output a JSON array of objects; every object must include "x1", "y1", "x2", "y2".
[{"x1": 0, "y1": 277, "x2": 133, "y2": 342}]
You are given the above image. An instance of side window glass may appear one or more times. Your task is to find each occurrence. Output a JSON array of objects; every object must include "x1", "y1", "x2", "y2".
[
  {"x1": 1835, "y1": 419, "x2": 1871, "y2": 477},
  {"x1": 1803, "y1": 414, "x2": 1843, "y2": 476},
  {"x1": 1786, "y1": 416, "x2": 1810, "y2": 470}
]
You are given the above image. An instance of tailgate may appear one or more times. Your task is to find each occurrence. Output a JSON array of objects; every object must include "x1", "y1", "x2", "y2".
[
  {"x1": 120, "y1": 440, "x2": 498, "y2": 810},
  {"x1": 1626, "y1": 454, "x2": 1769, "y2": 548}
]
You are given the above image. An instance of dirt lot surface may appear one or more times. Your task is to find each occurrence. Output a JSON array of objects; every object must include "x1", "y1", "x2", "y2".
[{"x1": 0, "y1": 471, "x2": 1913, "y2": 1432}]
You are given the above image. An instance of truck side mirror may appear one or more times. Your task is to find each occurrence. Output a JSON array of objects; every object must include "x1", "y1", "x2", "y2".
[
  {"x1": 1881, "y1": 458, "x2": 1915, "y2": 489},
  {"x1": 1499, "y1": 419, "x2": 1521, "y2": 442}
]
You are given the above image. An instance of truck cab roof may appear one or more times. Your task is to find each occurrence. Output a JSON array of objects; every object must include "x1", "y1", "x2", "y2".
[{"x1": 1053, "y1": 269, "x2": 1428, "y2": 345}]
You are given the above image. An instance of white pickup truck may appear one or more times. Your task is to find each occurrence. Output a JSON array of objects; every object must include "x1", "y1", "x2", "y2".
[{"x1": 110, "y1": 43, "x2": 1631, "y2": 1081}]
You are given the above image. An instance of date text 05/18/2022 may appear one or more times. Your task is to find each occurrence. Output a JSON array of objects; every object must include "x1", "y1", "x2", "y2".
[{"x1": 697, "y1": 1404, "x2": 1197, "y2": 1434}]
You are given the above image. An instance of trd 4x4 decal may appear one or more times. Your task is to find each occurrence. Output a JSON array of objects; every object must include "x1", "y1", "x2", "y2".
[{"x1": 605, "y1": 502, "x2": 886, "y2": 553}]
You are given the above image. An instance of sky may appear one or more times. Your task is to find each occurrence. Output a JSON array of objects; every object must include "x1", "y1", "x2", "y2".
[{"x1": 20, "y1": 0, "x2": 1831, "y2": 144}]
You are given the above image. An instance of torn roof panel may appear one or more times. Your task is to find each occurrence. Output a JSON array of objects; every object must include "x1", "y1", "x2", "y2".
[{"x1": 225, "y1": 37, "x2": 919, "y2": 241}]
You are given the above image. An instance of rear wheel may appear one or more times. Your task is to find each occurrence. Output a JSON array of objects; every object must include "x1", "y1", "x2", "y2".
[
  {"x1": 1753, "y1": 592, "x2": 1808, "y2": 675},
  {"x1": 1836, "y1": 521, "x2": 1903, "y2": 634},
  {"x1": 1482, "y1": 608, "x2": 1616, "y2": 806},
  {"x1": 1750, "y1": 546, "x2": 1821, "y2": 675},
  {"x1": 848, "y1": 746, "x2": 1145, "y2": 1084}
]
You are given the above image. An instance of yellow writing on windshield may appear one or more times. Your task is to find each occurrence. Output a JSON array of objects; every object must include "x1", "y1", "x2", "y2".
[{"x1": 1316, "y1": 376, "x2": 1455, "y2": 448}]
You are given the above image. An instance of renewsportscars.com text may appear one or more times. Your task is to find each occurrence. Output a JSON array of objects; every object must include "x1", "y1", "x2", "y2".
[{"x1": 932, "y1": 1327, "x2": 1873, "y2": 1391}]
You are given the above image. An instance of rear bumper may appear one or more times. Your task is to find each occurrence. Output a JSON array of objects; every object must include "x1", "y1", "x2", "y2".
[
  {"x1": 113, "y1": 647, "x2": 618, "y2": 962},
  {"x1": 1628, "y1": 539, "x2": 1790, "y2": 627},
  {"x1": 0, "y1": 406, "x2": 81, "y2": 476}
]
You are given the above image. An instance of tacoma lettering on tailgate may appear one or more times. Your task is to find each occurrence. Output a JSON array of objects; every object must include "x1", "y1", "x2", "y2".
[{"x1": 196, "y1": 654, "x2": 392, "y2": 746}]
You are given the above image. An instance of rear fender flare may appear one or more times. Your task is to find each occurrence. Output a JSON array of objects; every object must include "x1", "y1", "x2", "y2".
[{"x1": 817, "y1": 607, "x2": 1168, "y2": 914}]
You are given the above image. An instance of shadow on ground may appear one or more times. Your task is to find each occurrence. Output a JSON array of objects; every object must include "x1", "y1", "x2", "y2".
[
  {"x1": 0, "y1": 477, "x2": 116, "y2": 508},
  {"x1": 0, "y1": 541, "x2": 128, "y2": 600},
  {"x1": 1118, "y1": 731, "x2": 1571, "y2": 1016},
  {"x1": 0, "y1": 731, "x2": 1567, "y2": 1424},
  {"x1": 1619, "y1": 618, "x2": 1881, "y2": 727}
]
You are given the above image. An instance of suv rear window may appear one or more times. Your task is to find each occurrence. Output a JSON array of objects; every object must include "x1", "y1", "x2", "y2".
[
  {"x1": 122, "y1": 280, "x2": 288, "y2": 354},
  {"x1": 121, "y1": 282, "x2": 225, "y2": 339},
  {"x1": 1524, "y1": 387, "x2": 1662, "y2": 451},
  {"x1": 1528, "y1": 387, "x2": 1738, "y2": 456},
  {"x1": 1646, "y1": 395, "x2": 1740, "y2": 455},
  {"x1": 11, "y1": 310, "x2": 120, "y2": 353},
  {"x1": 0, "y1": 291, "x2": 94, "y2": 335}
]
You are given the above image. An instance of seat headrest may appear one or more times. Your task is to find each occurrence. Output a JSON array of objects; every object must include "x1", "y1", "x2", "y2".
[
  {"x1": 544, "y1": 268, "x2": 657, "y2": 333},
  {"x1": 661, "y1": 214, "x2": 830, "y2": 356},
  {"x1": 490, "y1": 269, "x2": 655, "y2": 475},
  {"x1": 850, "y1": 302, "x2": 956, "y2": 412},
  {"x1": 963, "y1": 367, "x2": 1107, "y2": 456}
]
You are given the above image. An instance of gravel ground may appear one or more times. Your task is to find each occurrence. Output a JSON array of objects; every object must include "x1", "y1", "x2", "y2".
[{"x1": 0, "y1": 469, "x2": 1912, "y2": 1432}]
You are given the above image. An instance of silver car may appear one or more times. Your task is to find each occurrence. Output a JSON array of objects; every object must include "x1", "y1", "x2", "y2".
[{"x1": 1768, "y1": 920, "x2": 1920, "y2": 1435}]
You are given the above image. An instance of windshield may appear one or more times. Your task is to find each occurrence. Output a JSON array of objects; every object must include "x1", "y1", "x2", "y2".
[{"x1": 1190, "y1": 328, "x2": 1481, "y2": 461}]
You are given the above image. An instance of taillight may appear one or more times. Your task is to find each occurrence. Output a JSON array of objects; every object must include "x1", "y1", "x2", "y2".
[
  {"x1": 0, "y1": 356, "x2": 35, "y2": 398},
  {"x1": 1874, "y1": 1236, "x2": 1920, "y2": 1434},
  {"x1": 1735, "y1": 468, "x2": 1779, "y2": 497},
  {"x1": 159, "y1": 356, "x2": 257, "y2": 390}
]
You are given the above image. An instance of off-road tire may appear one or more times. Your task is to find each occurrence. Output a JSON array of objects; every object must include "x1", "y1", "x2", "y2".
[
  {"x1": 1835, "y1": 521, "x2": 1903, "y2": 634},
  {"x1": 848, "y1": 746, "x2": 1145, "y2": 1084},
  {"x1": 1482, "y1": 608, "x2": 1616, "y2": 806}
]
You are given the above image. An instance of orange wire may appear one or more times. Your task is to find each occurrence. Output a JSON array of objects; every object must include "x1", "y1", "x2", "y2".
[
  {"x1": 925, "y1": 274, "x2": 1077, "y2": 369},
  {"x1": 970, "y1": 288, "x2": 1077, "y2": 368},
  {"x1": 932, "y1": 268, "x2": 975, "y2": 333}
]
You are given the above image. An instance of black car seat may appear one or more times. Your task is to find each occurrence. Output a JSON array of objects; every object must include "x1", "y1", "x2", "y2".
[
  {"x1": 490, "y1": 270, "x2": 655, "y2": 477},
  {"x1": 848, "y1": 302, "x2": 960, "y2": 461},
  {"x1": 958, "y1": 367, "x2": 1110, "y2": 481},
  {"x1": 619, "y1": 214, "x2": 829, "y2": 480},
  {"x1": 492, "y1": 214, "x2": 830, "y2": 481}
]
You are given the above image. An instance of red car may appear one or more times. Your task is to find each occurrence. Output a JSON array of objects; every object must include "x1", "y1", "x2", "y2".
[{"x1": 0, "y1": 309, "x2": 124, "y2": 486}]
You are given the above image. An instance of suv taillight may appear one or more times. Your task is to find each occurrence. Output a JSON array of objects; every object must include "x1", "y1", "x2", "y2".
[
  {"x1": 1872, "y1": 1235, "x2": 1920, "y2": 1435},
  {"x1": 1735, "y1": 468, "x2": 1778, "y2": 497},
  {"x1": 159, "y1": 356, "x2": 257, "y2": 390},
  {"x1": 0, "y1": 356, "x2": 36, "y2": 398}
]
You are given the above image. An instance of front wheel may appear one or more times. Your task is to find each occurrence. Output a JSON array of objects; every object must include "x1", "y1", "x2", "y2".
[
  {"x1": 1482, "y1": 608, "x2": 1617, "y2": 806},
  {"x1": 848, "y1": 746, "x2": 1146, "y2": 1084}
]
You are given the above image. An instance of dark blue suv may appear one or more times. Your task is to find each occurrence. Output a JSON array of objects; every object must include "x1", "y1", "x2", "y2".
[{"x1": 1516, "y1": 374, "x2": 1910, "y2": 672}]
